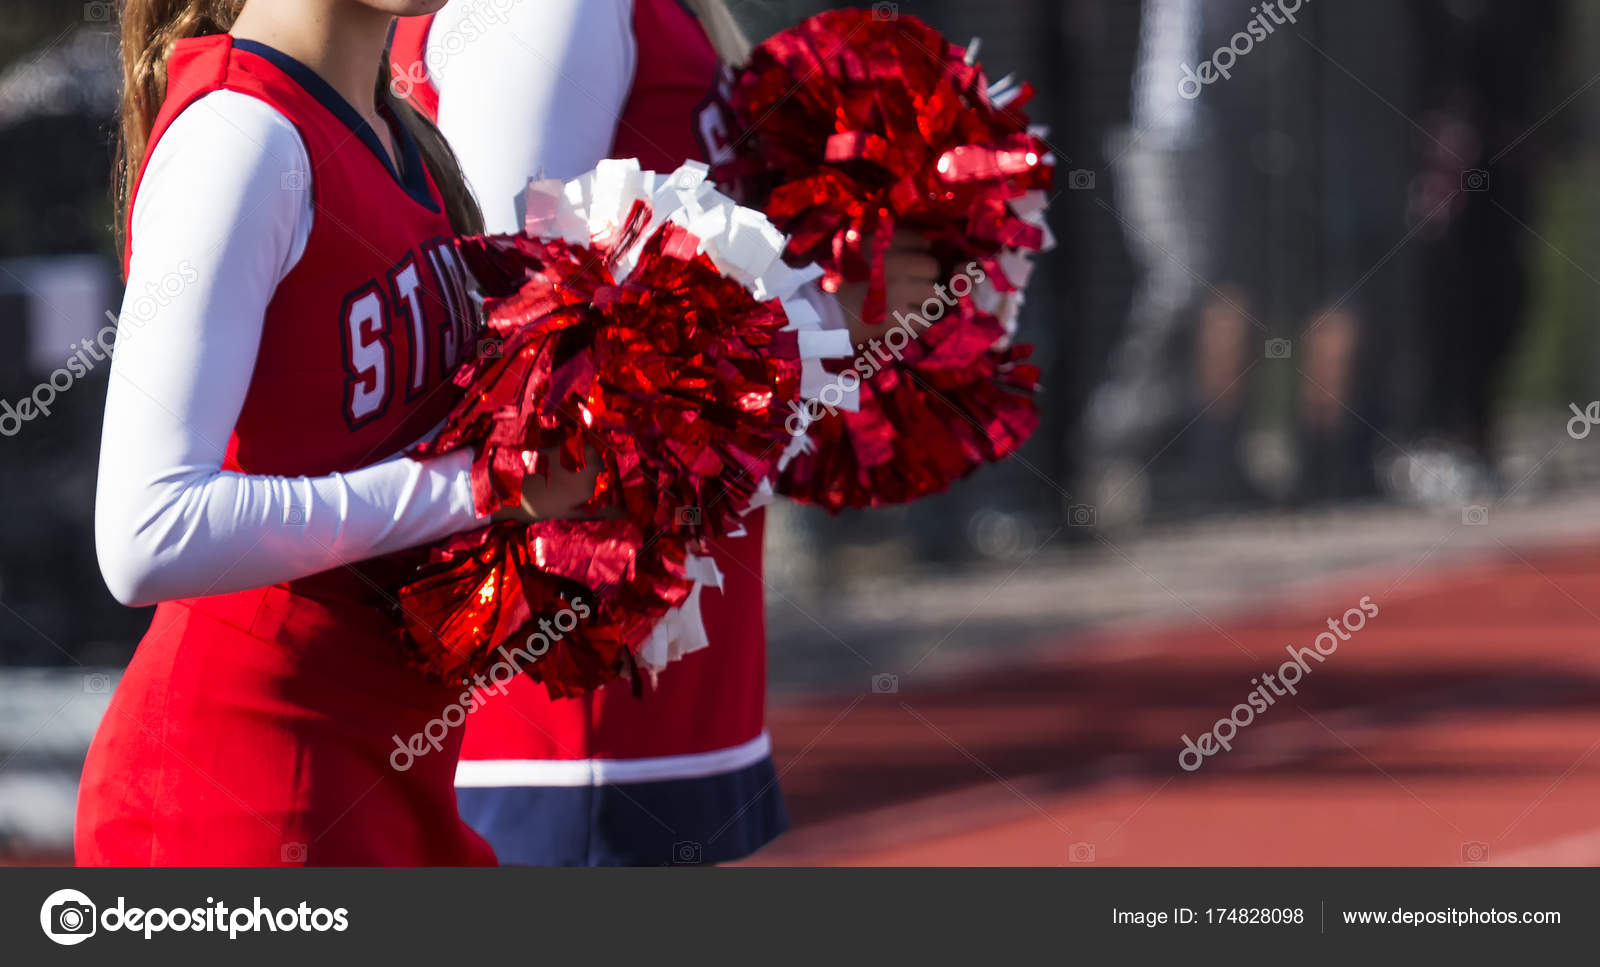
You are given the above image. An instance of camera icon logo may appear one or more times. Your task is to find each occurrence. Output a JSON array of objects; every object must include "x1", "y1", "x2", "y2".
[
  {"x1": 1461, "y1": 169, "x2": 1490, "y2": 192},
  {"x1": 871, "y1": 2, "x2": 899, "y2": 20},
  {"x1": 1461, "y1": 841, "x2": 1490, "y2": 863},
  {"x1": 1067, "y1": 169, "x2": 1096, "y2": 191},
  {"x1": 282, "y1": 504, "x2": 307, "y2": 526},
  {"x1": 83, "y1": 673, "x2": 111, "y2": 694},
  {"x1": 281, "y1": 170, "x2": 309, "y2": 192},
  {"x1": 281, "y1": 842, "x2": 309, "y2": 864},
  {"x1": 675, "y1": 506, "x2": 702, "y2": 527},
  {"x1": 870, "y1": 673, "x2": 899, "y2": 694},
  {"x1": 1068, "y1": 842, "x2": 1097, "y2": 863},
  {"x1": 1067, "y1": 504, "x2": 1097, "y2": 527},
  {"x1": 478, "y1": 337, "x2": 504, "y2": 359},
  {"x1": 672, "y1": 841, "x2": 704, "y2": 864},
  {"x1": 83, "y1": 2, "x2": 113, "y2": 23},
  {"x1": 1265, "y1": 338, "x2": 1293, "y2": 359},
  {"x1": 1462, "y1": 505, "x2": 1489, "y2": 526},
  {"x1": 40, "y1": 889, "x2": 96, "y2": 946}
]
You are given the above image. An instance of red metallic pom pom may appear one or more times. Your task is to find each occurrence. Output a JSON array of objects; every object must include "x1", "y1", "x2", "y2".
[
  {"x1": 396, "y1": 521, "x2": 692, "y2": 698},
  {"x1": 397, "y1": 164, "x2": 821, "y2": 696},
  {"x1": 725, "y1": 9, "x2": 1055, "y2": 511}
]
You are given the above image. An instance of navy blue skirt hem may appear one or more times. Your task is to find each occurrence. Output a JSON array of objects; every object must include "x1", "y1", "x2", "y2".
[{"x1": 456, "y1": 756, "x2": 789, "y2": 866}]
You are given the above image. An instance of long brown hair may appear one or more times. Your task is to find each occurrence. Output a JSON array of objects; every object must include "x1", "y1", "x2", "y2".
[{"x1": 116, "y1": 0, "x2": 482, "y2": 261}]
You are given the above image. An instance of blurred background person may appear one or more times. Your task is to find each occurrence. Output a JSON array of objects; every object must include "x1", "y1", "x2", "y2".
[
  {"x1": 1081, "y1": 0, "x2": 1231, "y2": 525},
  {"x1": 1394, "y1": 0, "x2": 1565, "y2": 505}
]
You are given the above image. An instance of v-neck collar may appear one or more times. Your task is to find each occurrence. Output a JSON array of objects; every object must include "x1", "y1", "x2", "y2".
[{"x1": 231, "y1": 38, "x2": 439, "y2": 213}]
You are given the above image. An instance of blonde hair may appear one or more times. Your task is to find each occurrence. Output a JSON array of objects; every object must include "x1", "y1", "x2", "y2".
[
  {"x1": 682, "y1": 0, "x2": 752, "y2": 65},
  {"x1": 116, "y1": 0, "x2": 482, "y2": 261}
]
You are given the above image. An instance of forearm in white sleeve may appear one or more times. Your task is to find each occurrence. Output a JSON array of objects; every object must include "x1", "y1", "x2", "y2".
[
  {"x1": 96, "y1": 90, "x2": 485, "y2": 608},
  {"x1": 431, "y1": 0, "x2": 637, "y2": 232}
]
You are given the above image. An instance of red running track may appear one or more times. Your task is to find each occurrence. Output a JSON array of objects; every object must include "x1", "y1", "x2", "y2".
[{"x1": 747, "y1": 544, "x2": 1600, "y2": 866}]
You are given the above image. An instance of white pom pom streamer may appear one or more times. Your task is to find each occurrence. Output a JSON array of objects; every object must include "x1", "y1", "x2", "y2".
[
  {"x1": 974, "y1": 186, "x2": 1057, "y2": 343},
  {"x1": 965, "y1": 44, "x2": 1058, "y2": 344}
]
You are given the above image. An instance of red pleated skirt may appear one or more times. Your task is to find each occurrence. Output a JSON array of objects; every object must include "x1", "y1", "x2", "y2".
[{"x1": 75, "y1": 577, "x2": 496, "y2": 867}]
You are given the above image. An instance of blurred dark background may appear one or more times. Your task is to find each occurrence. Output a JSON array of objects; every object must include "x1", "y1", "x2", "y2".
[{"x1": 0, "y1": 1, "x2": 130, "y2": 668}]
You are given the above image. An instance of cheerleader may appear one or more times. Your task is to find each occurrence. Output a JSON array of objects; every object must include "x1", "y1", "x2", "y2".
[
  {"x1": 77, "y1": 0, "x2": 595, "y2": 866},
  {"x1": 390, "y1": 0, "x2": 939, "y2": 866}
]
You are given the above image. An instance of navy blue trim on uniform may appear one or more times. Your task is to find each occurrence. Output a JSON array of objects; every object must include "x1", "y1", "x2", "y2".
[
  {"x1": 231, "y1": 38, "x2": 439, "y2": 213},
  {"x1": 456, "y1": 755, "x2": 790, "y2": 866}
]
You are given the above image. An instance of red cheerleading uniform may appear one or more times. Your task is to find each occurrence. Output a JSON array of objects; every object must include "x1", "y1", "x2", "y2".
[
  {"x1": 76, "y1": 35, "x2": 494, "y2": 866},
  {"x1": 391, "y1": 0, "x2": 788, "y2": 866}
]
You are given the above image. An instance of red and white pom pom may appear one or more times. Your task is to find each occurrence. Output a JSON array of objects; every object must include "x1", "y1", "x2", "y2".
[
  {"x1": 962, "y1": 64, "x2": 1058, "y2": 341},
  {"x1": 724, "y1": 11, "x2": 1055, "y2": 511},
  {"x1": 519, "y1": 159, "x2": 851, "y2": 673},
  {"x1": 401, "y1": 160, "x2": 850, "y2": 693}
]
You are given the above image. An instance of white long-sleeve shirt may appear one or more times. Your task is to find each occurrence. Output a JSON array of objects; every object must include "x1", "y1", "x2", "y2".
[
  {"x1": 428, "y1": 0, "x2": 846, "y2": 323},
  {"x1": 432, "y1": 0, "x2": 638, "y2": 233},
  {"x1": 96, "y1": 89, "x2": 485, "y2": 608}
]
